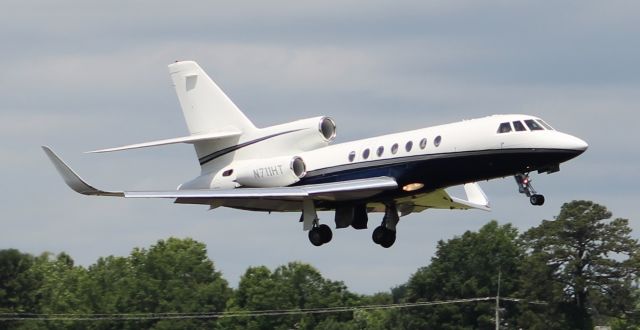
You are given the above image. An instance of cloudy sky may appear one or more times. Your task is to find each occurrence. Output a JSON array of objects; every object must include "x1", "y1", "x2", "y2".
[{"x1": 2, "y1": 1, "x2": 639, "y2": 293}]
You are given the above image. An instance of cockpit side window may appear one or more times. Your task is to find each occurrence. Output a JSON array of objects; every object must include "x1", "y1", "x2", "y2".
[
  {"x1": 497, "y1": 122, "x2": 512, "y2": 133},
  {"x1": 525, "y1": 119, "x2": 544, "y2": 131},
  {"x1": 513, "y1": 121, "x2": 527, "y2": 131},
  {"x1": 536, "y1": 119, "x2": 554, "y2": 130}
]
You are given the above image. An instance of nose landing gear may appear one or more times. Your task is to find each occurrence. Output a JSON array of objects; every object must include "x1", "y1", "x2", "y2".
[{"x1": 515, "y1": 173, "x2": 545, "y2": 206}]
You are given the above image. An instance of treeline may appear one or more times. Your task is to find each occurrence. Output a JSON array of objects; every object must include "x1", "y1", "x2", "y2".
[{"x1": 1, "y1": 201, "x2": 639, "y2": 330}]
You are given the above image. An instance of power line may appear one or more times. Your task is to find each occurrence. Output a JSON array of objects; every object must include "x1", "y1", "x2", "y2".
[{"x1": 0, "y1": 297, "x2": 546, "y2": 322}]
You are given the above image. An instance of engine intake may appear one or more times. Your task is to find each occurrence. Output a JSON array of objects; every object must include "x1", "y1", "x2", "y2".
[{"x1": 319, "y1": 117, "x2": 336, "y2": 142}]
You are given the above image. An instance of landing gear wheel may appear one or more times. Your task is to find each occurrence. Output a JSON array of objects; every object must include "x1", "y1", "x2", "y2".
[
  {"x1": 372, "y1": 226, "x2": 397, "y2": 248},
  {"x1": 308, "y1": 227, "x2": 324, "y2": 246},
  {"x1": 515, "y1": 173, "x2": 546, "y2": 206},
  {"x1": 380, "y1": 230, "x2": 396, "y2": 248},
  {"x1": 309, "y1": 224, "x2": 333, "y2": 246},
  {"x1": 372, "y1": 226, "x2": 385, "y2": 245},
  {"x1": 318, "y1": 224, "x2": 333, "y2": 244},
  {"x1": 530, "y1": 194, "x2": 545, "y2": 206}
]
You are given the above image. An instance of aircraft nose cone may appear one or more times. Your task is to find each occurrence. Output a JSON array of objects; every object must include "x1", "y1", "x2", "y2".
[{"x1": 565, "y1": 134, "x2": 589, "y2": 153}]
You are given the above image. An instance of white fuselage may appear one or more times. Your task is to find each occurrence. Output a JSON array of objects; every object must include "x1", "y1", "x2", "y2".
[{"x1": 183, "y1": 114, "x2": 587, "y2": 193}]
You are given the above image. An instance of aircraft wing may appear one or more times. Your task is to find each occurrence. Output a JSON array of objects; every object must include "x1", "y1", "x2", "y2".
[
  {"x1": 125, "y1": 177, "x2": 397, "y2": 202},
  {"x1": 43, "y1": 146, "x2": 397, "y2": 207},
  {"x1": 366, "y1": 182, "x2": 491, "y2": 215},
  {"x1": 400, "y1": 183, "x2": 491, "y2": 213}
]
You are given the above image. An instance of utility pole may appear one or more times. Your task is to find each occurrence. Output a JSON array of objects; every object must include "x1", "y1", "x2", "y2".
[{"x1": 495, "y1": 269, "x2": 501, "y2": 330}]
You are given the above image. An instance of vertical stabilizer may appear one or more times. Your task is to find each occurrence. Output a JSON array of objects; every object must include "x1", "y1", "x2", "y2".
[{"x1": 168, "y1": 61, "x2": 256, "y2": 135}]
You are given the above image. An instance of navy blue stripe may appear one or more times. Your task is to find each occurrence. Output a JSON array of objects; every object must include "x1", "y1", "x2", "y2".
[
  {"x1": 198, "y1": 130, "x2": 301, "y2": 165},
  {"x1": 297, "y1": 148, "x2": 583, "y2": 188}
]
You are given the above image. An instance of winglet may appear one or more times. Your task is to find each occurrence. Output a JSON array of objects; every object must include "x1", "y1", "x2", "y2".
[
  {"x1": 42, "y1": 146, "x2": 124, "y2": 197},
  {"x1": 463, "y1": 182, "x2": 490, "y2": 208},
  {"x1": 450, "y1": 182, "x2": 491, "y2": 211}
]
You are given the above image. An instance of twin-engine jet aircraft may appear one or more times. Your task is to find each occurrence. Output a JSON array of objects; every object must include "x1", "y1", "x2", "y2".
[{"x1": 44, "y1": 61, "x2": 588, "y2": 248}]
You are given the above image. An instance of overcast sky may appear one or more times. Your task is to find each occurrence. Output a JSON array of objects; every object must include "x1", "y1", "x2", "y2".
[{"x1": 2, "y1": 1, "x2": 639, "y2": 294}]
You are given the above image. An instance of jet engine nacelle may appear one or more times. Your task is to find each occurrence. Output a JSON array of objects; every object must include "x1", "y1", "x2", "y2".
[
  {"x1": 234, "y1": 156, "x2": 307, "y2": 188},
  {"x1": 257, "y1": 116, "x2": 336, "y2": 154}
]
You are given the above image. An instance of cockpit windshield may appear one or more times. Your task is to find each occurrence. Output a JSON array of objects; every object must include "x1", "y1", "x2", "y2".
[
  {"x1": 497, "y1": 118, "x2": 554, "y2": 133},
  {"x1": 536, "y1": 119, "x2": 554, "y2": 130},
  {"x1": 524, "y1": 119, "x2": 543, "y2": 131}
]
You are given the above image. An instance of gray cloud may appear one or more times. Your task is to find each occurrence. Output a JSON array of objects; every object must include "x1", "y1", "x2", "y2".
[{"x1": 1, "y1": 0, "x2": 638, "y2": 293}]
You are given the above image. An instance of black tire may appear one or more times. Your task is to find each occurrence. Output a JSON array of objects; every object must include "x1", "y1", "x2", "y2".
[
  {"x1": 308, "y1": 228, "x2": 324, "y2": 246},
  {"x1": 380, "y1": 230, "x2": 396, "y2": 248},
  {"x1": 530, "y1": 194, "x2": 545, "y2": 206},
  {"x1": 318, "y1": 224, "x2": 333, "y2": 244},
  {"x1": 537, "y1": 194, "x2": 545, "y2": 205},
  {"x1": 372, "y1": 226, "x2": 386, "y2": 245}
]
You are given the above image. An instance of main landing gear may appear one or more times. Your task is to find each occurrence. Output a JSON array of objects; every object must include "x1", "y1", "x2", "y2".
[
  {"x1": 372, "y1": 204, "x2": 399, "y2": 248},
  {"x1": 302, "y1": 200, "x2": 333, "y2": 246},
  {"x1": 302, "y1": 200, "x2": 400, "y2": 248},
  {"x1": 514, "y1": 173, "x2": 545, "y2": 206},
  {"x1": 308, "y1": 223, "x2": 332, "y2": 246}
]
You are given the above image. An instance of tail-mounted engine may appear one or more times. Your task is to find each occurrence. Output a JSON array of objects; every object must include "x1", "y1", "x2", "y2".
[
  {"x1": 234, "y1": 156, "x2": 306, "y2": 188},
  {"x1": 254, "y1": 116, "x2": 336, "y2": 155}
]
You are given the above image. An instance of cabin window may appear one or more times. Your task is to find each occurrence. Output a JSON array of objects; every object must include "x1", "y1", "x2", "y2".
[
  {"x1": 377, "y1": 146, "x2": 384, "y2": 157},
  {"x1": 222, "y1": 169, "x2": 234, "y2": 177},
  {"x1": 497, "y1": 122, "x2": 512, "y2": 133},
  {"x1": 434, "y1": 135, "x2": 442, "y2": 147},
  {"x1": 537, "y1": 119, "x2": 554, "y2": 130},
  {"x1": 391, "y1": 143, "x2": 399, "y2": 154},
  {"x1": 513, "y1": 121, "x2": 527, "y2": 131},
  {"x1": 362, "y1": 148, "x2": 370, "y2": 159},
  {"x1": 420, "y1": 138, "x2": 427, "y2": 149},
  {"x1": 405, "y1": 141, "x2": 413, "y2": 152},
  {"x1": 348, "y1": 151, "x2": 356, "y2": 162},
  {"x1": 525, "y1": 119, "x2": 543, "y2": 131}
]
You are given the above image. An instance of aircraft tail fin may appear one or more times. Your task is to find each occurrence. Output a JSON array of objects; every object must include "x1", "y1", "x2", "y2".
[{"x1": 168, "y1": 61, "x2": 257, "y2": 135}]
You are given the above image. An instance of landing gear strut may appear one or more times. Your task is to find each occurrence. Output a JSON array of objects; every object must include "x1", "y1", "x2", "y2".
[
  {"x1": 303, "y1": 200, "x2": 333, "y2": 246},
  {"x1": 372, "y1": 204, "x2": 399, "y2": 248},
  {"x1": 514, "y1": 173, "x2": 545, "y2": 206}
]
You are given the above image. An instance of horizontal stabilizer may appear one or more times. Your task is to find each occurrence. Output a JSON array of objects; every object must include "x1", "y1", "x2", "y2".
[
  {"x1": 42, "y1": 146, "x2": 123, "y2": 197},
  {"x1": 86, "y1": 130, "x2": 242, "y2": 153}
]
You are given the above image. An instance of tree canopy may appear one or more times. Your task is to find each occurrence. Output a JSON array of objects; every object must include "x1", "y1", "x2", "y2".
[
  {"x1": 1, "y1": 200, "x2": 638, "y2": 329},
  {"x1": 520, "y1": 200, "x2": 640, "y2": 329}
]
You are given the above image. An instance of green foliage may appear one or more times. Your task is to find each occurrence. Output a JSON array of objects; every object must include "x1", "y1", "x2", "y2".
[
  {"x1": 0, "y1": 249, "x2": 38, "y2": 314},
  {"x1": 520, "y1": 200, "x2": 640, "y2": 329},
  {"x1": 1, "y1": 201, "x2": 638, "y2": 329},
  {"x1": 394, "y1": 220, "x2": 524, "y2": 329},
  {"x1": 222, "y1": 262, "x2": 361, "y2": 330}
]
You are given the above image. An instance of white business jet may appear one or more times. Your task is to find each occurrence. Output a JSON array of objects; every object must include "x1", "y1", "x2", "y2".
[{"x1": 43, "y1": 61, "x2": 588, "y2": 248}]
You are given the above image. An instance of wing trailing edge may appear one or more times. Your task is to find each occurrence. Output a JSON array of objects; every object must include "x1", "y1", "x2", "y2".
[{"x1": 126, "y1": 177, "x2": 398, "y2": 201}]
